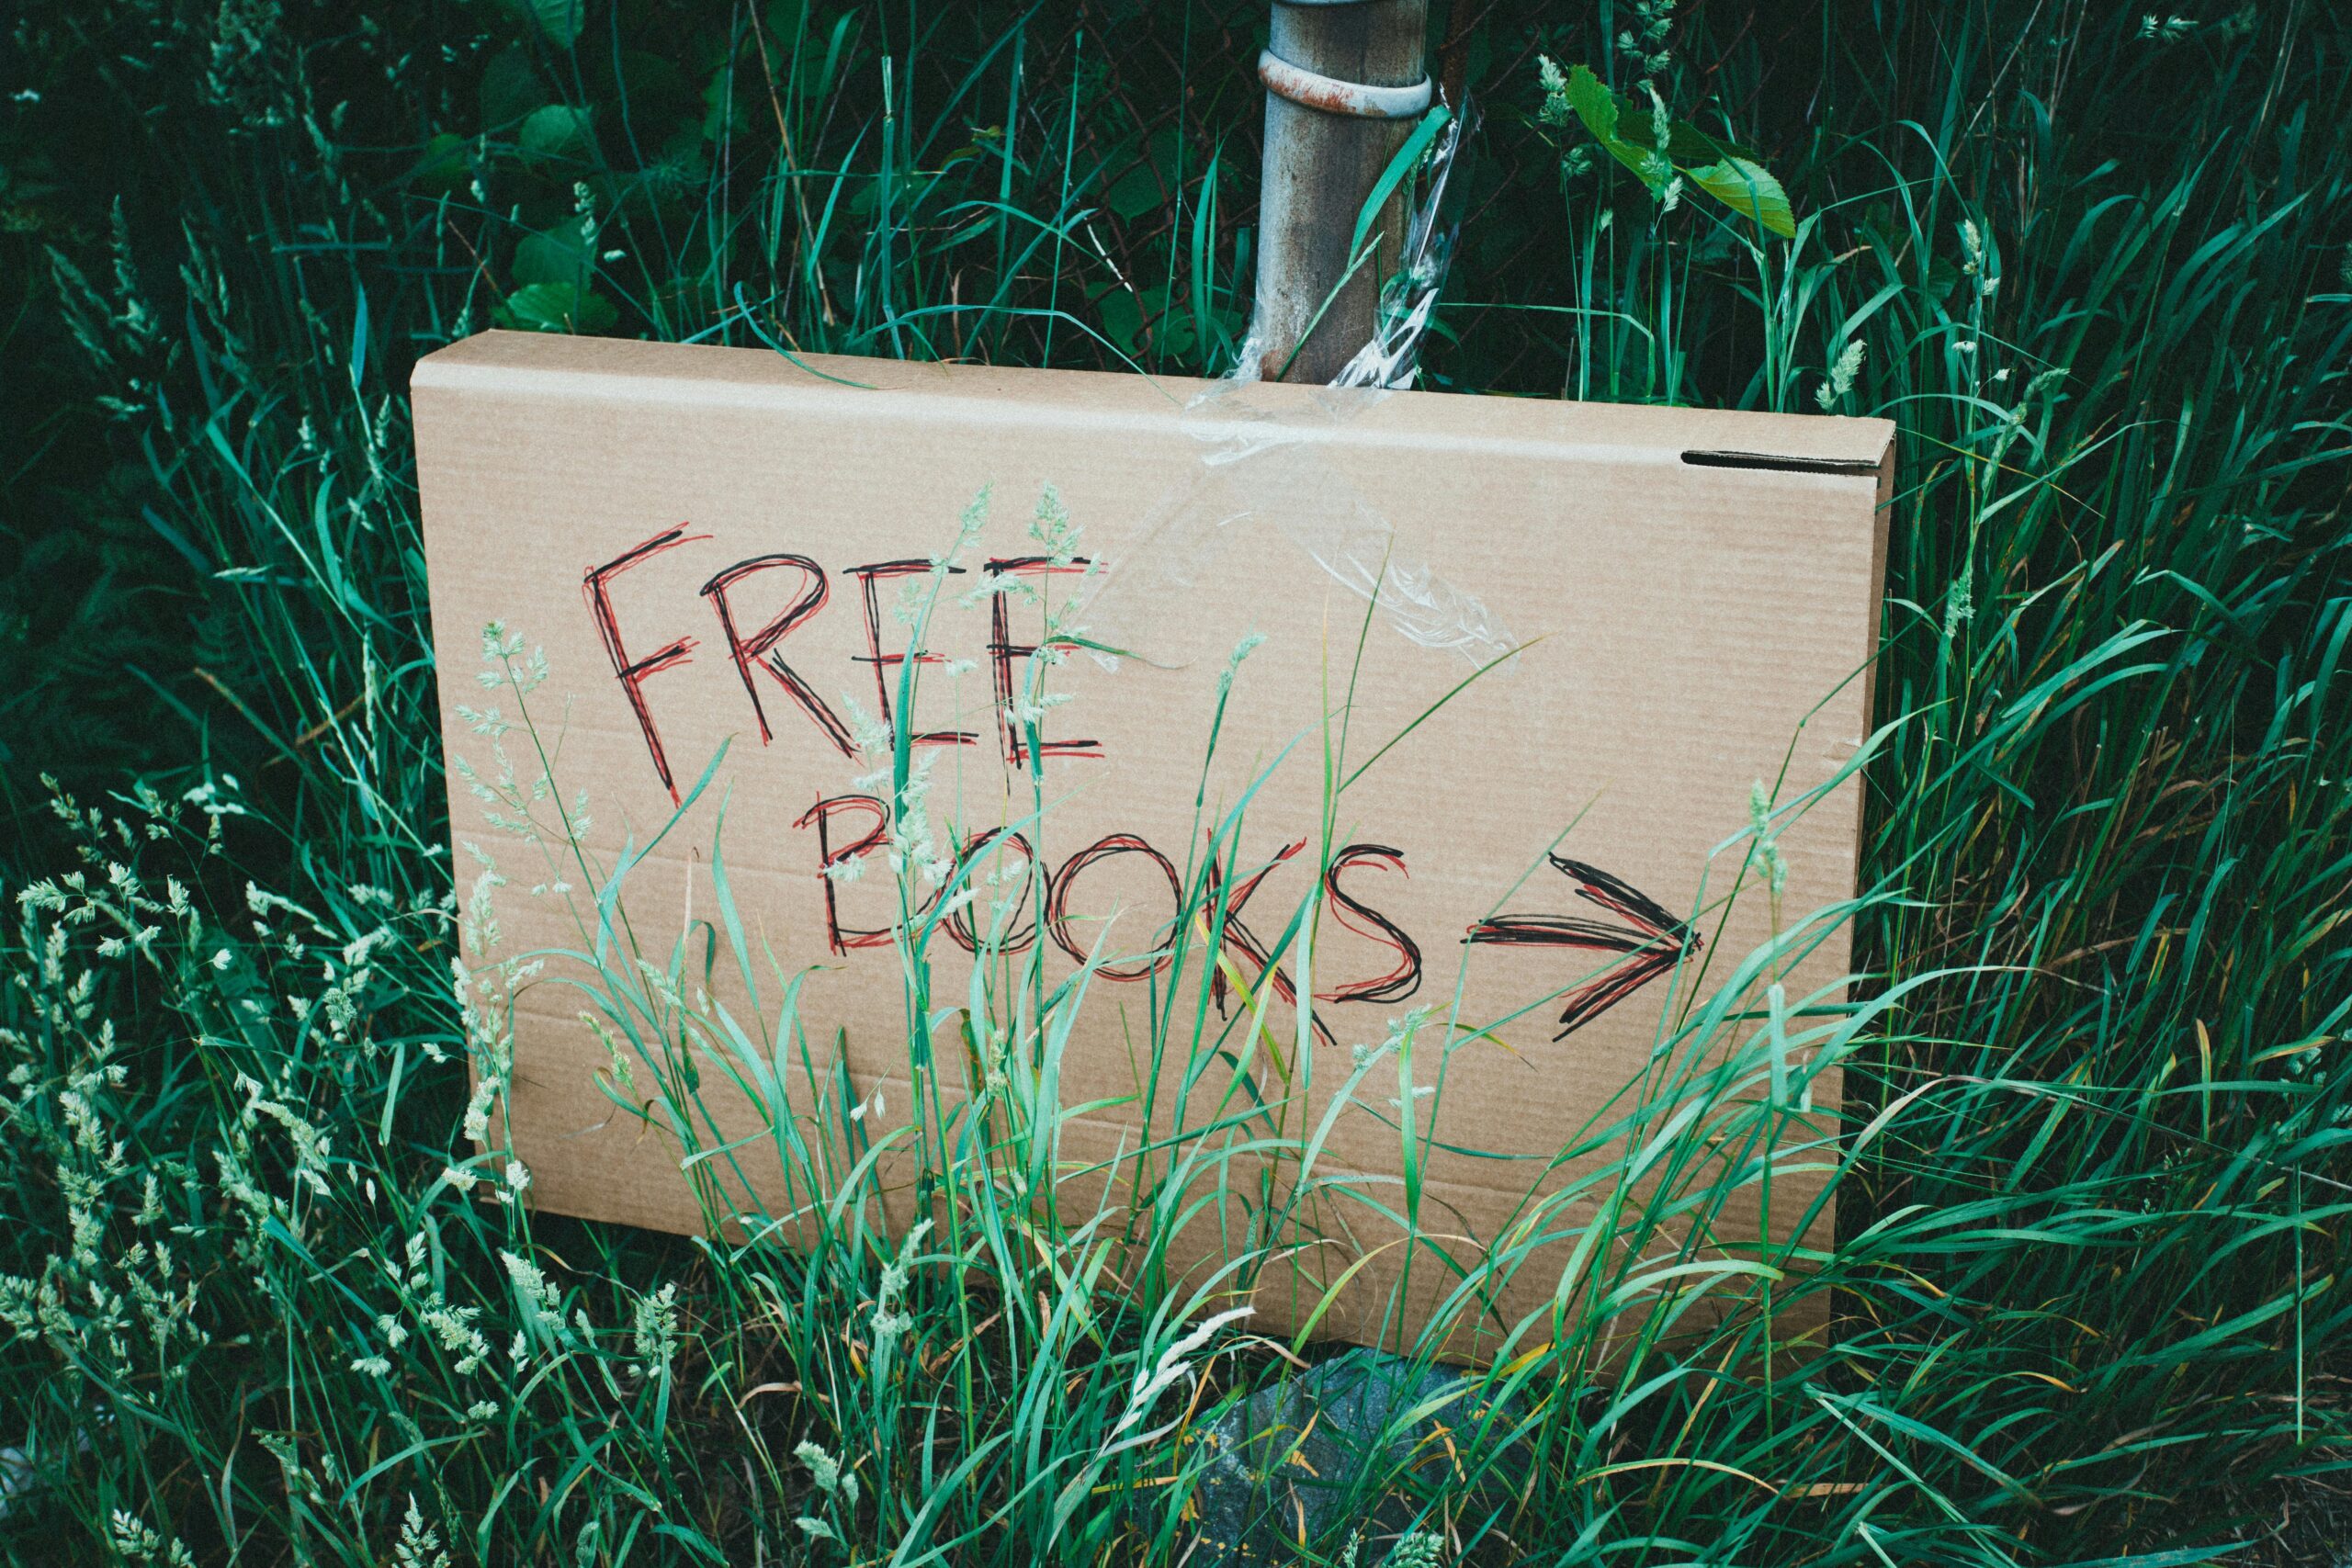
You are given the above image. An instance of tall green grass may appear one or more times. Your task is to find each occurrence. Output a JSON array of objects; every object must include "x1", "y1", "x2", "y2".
[{"x1": 3, "y1": 1, "x2": 2349, "y2": 1563}]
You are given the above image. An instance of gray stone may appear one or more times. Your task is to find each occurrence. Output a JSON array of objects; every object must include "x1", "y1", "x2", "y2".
[{"x1": 1185, "y1": 1349, "x2": 1511, "y2": 1565}]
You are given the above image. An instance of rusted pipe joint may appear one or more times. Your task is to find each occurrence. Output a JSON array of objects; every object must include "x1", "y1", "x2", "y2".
[
  {"x1": 1252, "y1": 0, "x2": 1429, "y2": 379},
  {"x1": 1258, "y1": 49, "x2": 1432, "y2": 119}
]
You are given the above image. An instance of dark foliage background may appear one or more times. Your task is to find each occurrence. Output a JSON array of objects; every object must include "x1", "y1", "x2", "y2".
[{"x1": 3, "y1": 1, "x2": 2350, "y2": 1563}]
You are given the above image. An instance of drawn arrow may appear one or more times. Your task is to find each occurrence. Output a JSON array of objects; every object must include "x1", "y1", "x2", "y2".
[{"x1": 1464, "y1": 857, "x2": 1701, "y2": 1039}]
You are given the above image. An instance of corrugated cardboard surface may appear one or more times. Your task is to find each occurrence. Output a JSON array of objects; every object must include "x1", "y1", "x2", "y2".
[{"x1": 413, "y1": 331, "x2": 1890, "y2": 1355}]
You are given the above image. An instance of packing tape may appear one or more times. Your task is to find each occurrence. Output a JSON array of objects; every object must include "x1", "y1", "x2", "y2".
[
  {"x1": 1085, "y1": 108, "x2": 1499, "y2": 671},
  {"x1": 1084, "y1": 378, "x2": 1515, "y2": 672}
]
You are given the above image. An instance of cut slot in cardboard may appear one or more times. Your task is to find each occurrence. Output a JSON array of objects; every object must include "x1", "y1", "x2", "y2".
[{"x1": 412, "y1": 331, "x2": 1892, "y2": 1359}]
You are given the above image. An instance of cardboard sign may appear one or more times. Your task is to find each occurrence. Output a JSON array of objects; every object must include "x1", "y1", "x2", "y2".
[{"x1": 413, "y1": 331, "x2": 1890, "y2": 1354}]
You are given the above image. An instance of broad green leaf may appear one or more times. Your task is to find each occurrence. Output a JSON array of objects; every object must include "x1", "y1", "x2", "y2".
[
  {"x1": 408, "y1": 131, "x2": 469, "y2": 194},
  {"x1": 1670, "y1": 122, "x2": 1763, "y2": 164},
  {"x1": 1561, "y1": 62, "x2": 1621, "y2": 142},
  {"x1": 1110, "y1": 128, "x2": 1188, "y2": 221},
  {"x1": 518, "y1": 103, "x2": 593, "y2": 163},
  {"x1": 1563, "y1": 64, "x2": 1670, "y2": 191},
  {"x1": 503, "y1": 0, "x2": 584, "y2": 49},
  {"x1": 1107, "y1": 160, "x2": 1164, "y2": 222},
  {"x1": 493, "y1": 282, "x2": 617, "y2": 334},
  {"x1": 1689, "y1": 156, "x2": 1796, "y2": 237},
  {"x1": 1554, "y1": 61, "x2": 1795, "y2": 235},
  {"x1": 1092, "y1": 283, "x2": 1143, "y2": 355},
  {"x1": 1594, "y1": 85, "x2": 1764, "y2": 163},
  {"x1": 513, "y1": 227, "x2": 593, "y2": 289},
  {"x1": 479, "y1": 44, "x2": 543, "y2": 129}
]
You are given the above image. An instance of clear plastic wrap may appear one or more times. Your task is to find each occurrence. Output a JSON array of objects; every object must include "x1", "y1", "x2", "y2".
[{"x1": 1091, "y1": 107, "x2": 1509, "y2": 669}]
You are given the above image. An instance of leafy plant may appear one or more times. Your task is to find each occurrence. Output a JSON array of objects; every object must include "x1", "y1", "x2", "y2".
[{"x1": 1538, "y1": 58, "x2": 1795, "y2": 237}]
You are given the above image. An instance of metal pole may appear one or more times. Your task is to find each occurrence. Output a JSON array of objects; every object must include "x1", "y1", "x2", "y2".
[{"x1": 1250, "y1": 0, "x2": 1431, "y2": 383}]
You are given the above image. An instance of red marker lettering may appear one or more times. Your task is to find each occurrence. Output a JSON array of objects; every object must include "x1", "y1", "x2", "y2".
[
  {"x1": 701, "y1": 554, "x2": 854, "y2": 758},
  {"x1": 942, "y1": 829, "x2": 1037, "y2": 954},
  {"x1": 847, "y1": 558, "x2": 978, "y2": 749},
  {"x1": 986, "y1": 555, "x2": 1101, "y2": 767},
  {"x1": 583, "y1": 525, "x2": 709, "y2": 802},
  {"x1": 796, "y1": 795, "x2": 894, "y2": 953},
  {"x1": 1046, "y1": 833, "x2": 1181, "y2": 980},
  {"x1": 1317, "y1": 844, "x2": 1422, "y2": 1004}
]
